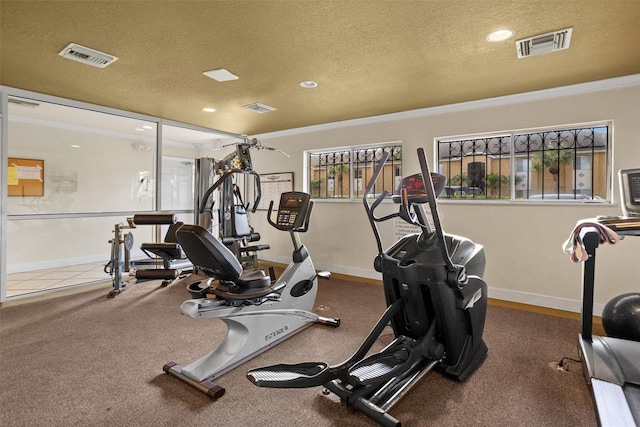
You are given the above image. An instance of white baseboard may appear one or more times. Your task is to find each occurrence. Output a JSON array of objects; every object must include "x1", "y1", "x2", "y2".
[
  {"x1": 6, "y1": 249, "x2": 146, "y2": 274},
  {"x1": 261, "y1": 255, "x2": 382, "y2": 281},
  {"x1": 262, "y1": 255, "x2": 603, "y2": 316},
  {"x1": 488, "y1": 286, "x2": 604, "y2": 317}
]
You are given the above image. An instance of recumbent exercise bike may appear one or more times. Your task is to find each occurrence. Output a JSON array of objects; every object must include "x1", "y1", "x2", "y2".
[
  {"x1": 164, "y1": 191, "x2": 340, "y2": 398},
  {"x1": 247, "y1": 148, "x2": 488, "y2": 427}
]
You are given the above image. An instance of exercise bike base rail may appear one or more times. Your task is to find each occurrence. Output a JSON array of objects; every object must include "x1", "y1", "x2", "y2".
[{"x1": 163, "y1": 361, "x2": 226, "y2": 399}]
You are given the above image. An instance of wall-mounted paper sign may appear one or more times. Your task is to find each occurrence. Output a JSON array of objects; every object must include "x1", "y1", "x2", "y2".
[
  {"x1": 7, "y1": 166, "x2": 18, "y2": 186},
  {"x1": 7, "y1": 158, "x2": 44, "y2": 196},
  {"x1": 257, "y1": 172, "x2": 294, "y2": 210}
]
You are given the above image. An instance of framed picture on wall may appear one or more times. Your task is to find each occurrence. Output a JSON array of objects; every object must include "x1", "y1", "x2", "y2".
[{"x1": 7, "y1": 158, "x2": 44, "y2": 197}]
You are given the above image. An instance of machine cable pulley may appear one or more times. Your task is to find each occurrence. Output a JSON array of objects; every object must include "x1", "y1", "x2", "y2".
[{"x1": 250, "y1": 138, "x2": 291, "y2": 157}]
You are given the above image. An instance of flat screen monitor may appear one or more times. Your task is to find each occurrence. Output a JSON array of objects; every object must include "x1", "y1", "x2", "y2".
[{"x1": 619, "y1": 168, "x2": 640, "y2": 217}]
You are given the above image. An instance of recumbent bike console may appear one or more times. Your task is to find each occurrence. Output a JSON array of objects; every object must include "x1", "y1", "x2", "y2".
[{"x1": 272, "y1": 192, "x2": 311, "y2": 229}]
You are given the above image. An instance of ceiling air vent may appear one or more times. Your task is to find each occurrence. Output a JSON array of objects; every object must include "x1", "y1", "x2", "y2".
[
  {"x1": 58, "y1": 43, "x2": 118, "y2": 68},
  {"x1": 516, "y1": 27, "x2": 573, "y2": 59},
  {"x1": 8, "y1": 98, "x2": 40, "y2": 108},
  {"x1": 242, "y1": 103, "x2": 277, "y2": 114}
]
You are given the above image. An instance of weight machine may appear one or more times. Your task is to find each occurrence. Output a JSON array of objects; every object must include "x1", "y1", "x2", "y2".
[
  {"x1": 195, "y1": 138, "x2": 284, "y2": 270},
  {"x1": 105, "y1": 213, "x2": 191, "y2": 297}
]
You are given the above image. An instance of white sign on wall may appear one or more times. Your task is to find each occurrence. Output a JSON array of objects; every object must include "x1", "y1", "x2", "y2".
[{"x1": 258, "y1": 172, "x2": 294, "y2": 210}]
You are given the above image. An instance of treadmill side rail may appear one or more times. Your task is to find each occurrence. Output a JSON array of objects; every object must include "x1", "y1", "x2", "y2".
[{"x1": 591, "y1": 379, "x2": 637, "y2": 427}]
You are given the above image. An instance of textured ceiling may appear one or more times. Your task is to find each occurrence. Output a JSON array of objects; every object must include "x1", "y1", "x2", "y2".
[{"x1": 2, "y1": 0, "x2": 640, "y2": 136}]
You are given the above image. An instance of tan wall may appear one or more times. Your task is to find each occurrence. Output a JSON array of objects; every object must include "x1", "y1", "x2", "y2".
[{"x1": 248, "y1": 79, "x2": 640, "y2": 313}]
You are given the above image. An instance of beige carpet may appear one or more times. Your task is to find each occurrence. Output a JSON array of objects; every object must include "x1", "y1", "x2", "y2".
[{"x1": 0, "y1": 276, "x2": 596, "y2": 426}]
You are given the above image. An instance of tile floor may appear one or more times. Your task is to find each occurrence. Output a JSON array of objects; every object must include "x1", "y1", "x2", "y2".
[{"x1": 6, "y1": 262, "x2": 112, "y2": 298}]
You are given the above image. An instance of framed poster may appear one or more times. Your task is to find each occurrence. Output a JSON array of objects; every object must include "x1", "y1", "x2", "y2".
[
  {"x1": 8, "y1": 158, "x2": 44, "y2": 197},
  {"x1": 257, "y1": 172, "x2": 294, "y2": 210}
]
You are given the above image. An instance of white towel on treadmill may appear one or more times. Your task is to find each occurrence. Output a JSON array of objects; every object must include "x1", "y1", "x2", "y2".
[{"x1": 562, "y1": 219, "x2": 620, "y2": 263}]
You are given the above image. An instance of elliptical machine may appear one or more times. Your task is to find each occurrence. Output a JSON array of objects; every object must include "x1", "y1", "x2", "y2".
[
  {"x1": 164, "y1": 191, "x2": 340, "y2": 398},
  {"x1": 247, "y1": 148, "x2": 488, "y2": 426}
]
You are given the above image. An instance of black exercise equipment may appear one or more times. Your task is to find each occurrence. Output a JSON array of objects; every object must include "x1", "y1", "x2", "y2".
[
  {"x1": 196, "y1": 140, "x2": 270, "y2": 270},
  {"x1": 619, "y1": 168, "x2": 640, "y2": 218},
  {"x1": 247, "y1": 148, "x2": 488, "y2": 427},
  {"x1": 105, "y1": 213, "x2": 190, "y2": 297},
  {"x1": 573, "y1": 219, "x2": 640, "y2": 426},
  {"x1": 564, "y1": 169, "x2": 640, "y2": 427},
  {"x1": 566, "y1": 169, "x2": 640, "y2": 425},
  {"x1": 602, "y1": 293, "x2": 640, "y2": 342}
]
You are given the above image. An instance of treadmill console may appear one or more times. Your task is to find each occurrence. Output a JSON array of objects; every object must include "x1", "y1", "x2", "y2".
[
  {"x1": 619, "y1": 168, "x2": 640, "y2": 217},
  {"x1": 276, "y1": 192, "x2": 311, "y2": 229}
]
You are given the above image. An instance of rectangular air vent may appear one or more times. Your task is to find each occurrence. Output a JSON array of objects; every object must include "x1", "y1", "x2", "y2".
[
  {"x1": 58, "y1": 43, "x2": 118, "y2": 68},
  {"x1": 242, "y1": 103, "x2": 277, "y2": 114},
  {"x1": 8, "y1": 98, "x2": 40, "y2": 108},
  {"x1": 516, "y1": 27, "x2": 573, "y2": 59}
]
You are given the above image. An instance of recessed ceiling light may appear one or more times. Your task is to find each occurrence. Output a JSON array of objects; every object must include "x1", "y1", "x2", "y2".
[
  {"x1": 486, "y1": 29, "x2": 515, "y2": 42},
  {"x1": 202, "y1": 107, "x2": 216, "y2": 113},
  {"x1": 71, "y1": 145, "x2": 81, "y2": 148},
  {"x1": 300, "y1": 80, "x2": 318, "y2": 89},
  {"x1": 203, "y1": 68, "x2": 239, "y2": 82}
]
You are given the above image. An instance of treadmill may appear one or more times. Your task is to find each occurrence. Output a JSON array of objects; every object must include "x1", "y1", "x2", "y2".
[{"x1": 576, "y1": 168, "x2": 640, "y2": 426}]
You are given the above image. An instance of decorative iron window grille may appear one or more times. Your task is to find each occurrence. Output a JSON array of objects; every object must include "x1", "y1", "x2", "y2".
[
  {"x1": 437, "y1": 124, "x2": 610, "y2": 201},
  {"x1": 307, "y1": 144, "x2": 402, "y2": 199}
]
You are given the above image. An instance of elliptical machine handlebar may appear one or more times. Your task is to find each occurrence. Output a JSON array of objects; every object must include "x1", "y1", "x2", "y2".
[
  {"x1": 363, "y1": 151, "x2": 402, "y2": 256},
  {"x1": 363, "y1": 147, "x2": 466, "y2": 286},
  {"x1": 362, "y1": 150, "x2": 433, "y2": 258},
  {"x1": 415, "y1": 148, "x2": 456, "y2": 271}
]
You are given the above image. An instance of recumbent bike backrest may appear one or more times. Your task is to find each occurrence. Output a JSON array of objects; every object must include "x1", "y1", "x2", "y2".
[{"x1": 176, "y1": 224, "x2": 243, "y2": 280}]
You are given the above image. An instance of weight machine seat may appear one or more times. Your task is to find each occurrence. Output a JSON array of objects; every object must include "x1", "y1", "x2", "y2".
[
  {"x1": 177, "y1": 224, "x2": 271, "y2": 292},
  {"x1": 139, "y1": 222, "x2": 187, "y2": 267},
  {"x1": 208, "y1": 276, "x2": 276, "y2": 300},
  {"x1": 140, "y1": 242, "x2": 183, "y2": 260}
]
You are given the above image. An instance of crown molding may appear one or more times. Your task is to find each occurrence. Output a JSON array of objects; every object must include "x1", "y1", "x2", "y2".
[{"x1": 253, "y1": 73, "x2": 640, "y2": 140}]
